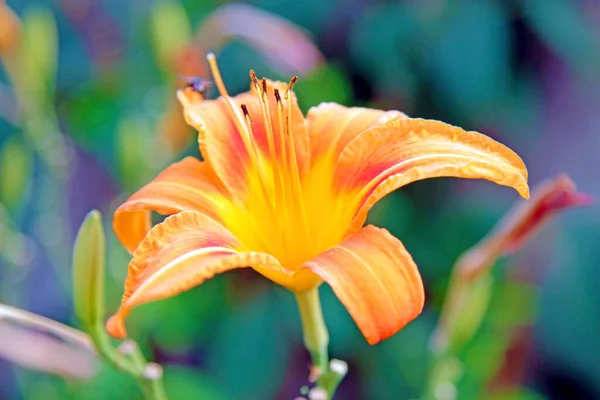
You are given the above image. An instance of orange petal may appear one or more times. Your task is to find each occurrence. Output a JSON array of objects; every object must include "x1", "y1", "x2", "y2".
[
  {"x1": 177, "y1": 78, "x2": 310, "y2": 198},
  {"x1": 106, "y1": 211, "x2": 285, "y2": 339},
  {"x1": 306, "y1": 102, "x2": 407, "y2": 162},
  {"x1": 334, "y1": 118, "x2": 529, "y2": 232},
  {"x1": 301, "y1": 225, "x2": 424, "y2": 345},
  {"x1": 113, "y1": 157, "x2": 231, "y2": 253}
]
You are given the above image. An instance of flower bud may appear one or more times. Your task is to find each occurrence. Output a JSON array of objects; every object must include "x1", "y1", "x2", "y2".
[
  {"x1": 457, "y1": 173, "x2": 592, "y2": 281},
  {"x1": 72, "y1": 210, "x2": 106, "y2": 330}
]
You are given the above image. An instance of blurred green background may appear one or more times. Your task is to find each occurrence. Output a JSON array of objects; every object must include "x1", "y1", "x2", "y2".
[{"x1": 0, "y1": 0, "x2": 599, "y2": 399}]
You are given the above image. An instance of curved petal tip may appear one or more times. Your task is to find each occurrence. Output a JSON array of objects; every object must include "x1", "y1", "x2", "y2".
[
  {"x1": 106, "y1": 315, "x2": 127, "y2": 339},
  {"x1": 518, "y1": 182, "x2": 530, "y2": 200}
]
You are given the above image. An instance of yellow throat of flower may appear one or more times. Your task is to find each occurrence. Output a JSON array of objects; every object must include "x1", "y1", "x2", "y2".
[{"x1": 204, "y1": 54, "x2": 355, "y2": 290}]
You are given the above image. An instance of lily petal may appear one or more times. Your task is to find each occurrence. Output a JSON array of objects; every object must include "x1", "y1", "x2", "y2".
[
  {"x1": 106, "y1": 211, "x2": 285, "y2": 339},
  {"x1": 306, "y1": 102, "x2": 407, "y2": 161},
  {"x1": 335, "y1": 118, "x2": 529, "y2": 232},
  {"x1": 177, "y1": 79, "x2": 310, "y2": 199},
  {"x1": 302, "y1": 225, "x2": 424, "y2": 345},
  {"x1": 113, "y1": 156, "x2": 231, "y2": 254}
]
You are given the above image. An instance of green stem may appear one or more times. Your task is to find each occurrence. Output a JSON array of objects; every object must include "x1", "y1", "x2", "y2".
[
  {"x1": 88, "y1": 322, "x2": 136, "y2": 373},
  {"x1": 295, "y1": 288, "x2": 347, "y2": 399},
  {"x1": 118, "y1": 340, "x2": 168, "y2": 400},
  {"x1": 317, "y1": 359, "x2": 347, "y2": 397},
  {"x1": 295, "y1": 288, "x2": 329, "y2": 374},
  {"x1": 138, "y1": 365, "x2": 169, "y2": 400}
]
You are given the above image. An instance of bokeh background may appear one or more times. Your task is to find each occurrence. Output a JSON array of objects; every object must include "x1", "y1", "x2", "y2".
[{"x1": 0, "y1": 0, "x2": 599, "y2": 399}]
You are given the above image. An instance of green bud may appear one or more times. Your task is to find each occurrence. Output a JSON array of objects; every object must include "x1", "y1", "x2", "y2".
[{"x1": 72, "y1": 210, "x2": 105, "y2": 330}]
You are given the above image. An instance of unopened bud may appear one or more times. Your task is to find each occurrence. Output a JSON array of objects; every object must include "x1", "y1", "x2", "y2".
[
  {"x1": 72, "y1": 210, "x2": 106, "y2": 330},
  {"x1": 457, "y1": 173, "x2": 592, "y2": 281}
]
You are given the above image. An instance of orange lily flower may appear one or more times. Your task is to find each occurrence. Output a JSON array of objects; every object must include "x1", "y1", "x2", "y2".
[{"x1": 106, "y1": 54, "x2": 529, "y2": 345}]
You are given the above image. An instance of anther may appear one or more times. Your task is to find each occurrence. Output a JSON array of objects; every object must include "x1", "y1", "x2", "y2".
[
  {"x1": 261, "y1": 77, "x2": 267, "y2": 93},
  {"x1": 240, "y1": 104, "x2": 252, "y2": 123},
  {"x1": 285, "y1": 76, "x2": 298, "y2": 99},
  {"x1": 249, "y1": 70, "x2": 262, "y2": 92},
  {"x1": 274, "y1": 89, "x2": 282, "y2": 105}
]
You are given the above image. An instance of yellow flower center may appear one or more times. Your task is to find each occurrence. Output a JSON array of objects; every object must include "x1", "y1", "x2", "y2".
[{"x1": 205, "y1": 55, "x2": 356, "y2": 290}]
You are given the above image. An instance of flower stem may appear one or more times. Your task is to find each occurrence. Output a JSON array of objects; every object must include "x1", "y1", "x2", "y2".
[
  {"x1": 295, "y1": 287, "x2": 329, "y2": 374},
  {"x1": 317, "y1": 359, "x2": 348, "y2": 397},
  {"x1": 295, "y1": 287, "x2": 347, "y2": 399}
]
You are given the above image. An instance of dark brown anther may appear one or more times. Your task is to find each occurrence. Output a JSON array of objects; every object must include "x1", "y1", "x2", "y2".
[
  {"x1": 249, "y1": 70, "x2": 261, "y2": 90},
  {"x1": 241, "y1": 104, "x2": 252, "y2": 123},
  {"x1": 274, "y1": 89, "x2": 282, "y2": 105},
  {"x1": 284, "y1": 76, "x2": 298, "y2": 99},
  {"x1": 261, "y1": 78, "x2": 267, "y2": 93}
]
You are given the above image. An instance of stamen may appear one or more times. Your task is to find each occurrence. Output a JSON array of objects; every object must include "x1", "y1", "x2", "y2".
[
  {"x1": 206, "y1": 54, "x2": 271, "y2": 210},
  {"x1": 274, "y1": 89, "x2": 290, "y2": 176},
  {"x1": 273, "y1": 88, "x2": 291, "y2": 238},
  {"x1": 286, "y1": 77, "x2": 298, "y2": 98},
  {"x1": 240, "y1": 103, "x2": 281, "y2": 229},
  {"x1": 274, "y1": 89, "x2": 282, "y2": 106},
  {"x1": 283, "y1": 82, "x2": 313, "y2": 248},
  {"x1": 240, "y1": 104, "x2": 252, "y2": 123},
  {"x1": 207, "y1": 53, "x2": 230, "y2": 97},
  {"x1": 261, "y1": 78, "x2": 267, "y2": 94},
  {"x1": 249, "y1": 70, "x2": 262, "y2": 93},
  {"x1": 249, "y1": 71, "x2": 278, "y2": 184}
]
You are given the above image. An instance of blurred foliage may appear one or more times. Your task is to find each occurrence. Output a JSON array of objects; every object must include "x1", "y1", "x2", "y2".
[{"x1": 0, "y1": 0, "x2": 599, "y2": 399}]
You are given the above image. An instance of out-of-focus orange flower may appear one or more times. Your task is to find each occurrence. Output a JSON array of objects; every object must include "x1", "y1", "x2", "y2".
[
  {"x1": 107, "y1": 54, "x2": 529, "y2": 345},
  {"x1": 456, "y1": 173, "x2": 593, "y2": 281},
  {"x1": 0, "y1": 0, "x2": 21, "y2": 55}
]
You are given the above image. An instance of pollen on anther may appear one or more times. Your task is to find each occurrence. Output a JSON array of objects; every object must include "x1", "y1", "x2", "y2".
[
  {"x1": 288, "y1": 76, "x2": 298, "y2": 89},
  {"x1": 241, "y1": 104, "x2": 252, "y2": 123},
  {"x1": 274, "y1": 89, "x2": 282, "y2": 105},
  {"x1": 249, "y1": 70, "x2": 261, "y2": 90},
  {"x1": 261, "y1": 78, "x2": 267, "y2": 93},
  {"x1": 285, "y1": 76, "x2": 298, "y2": 99}
]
